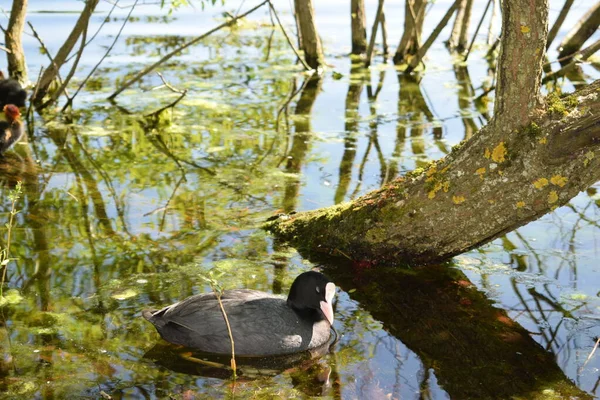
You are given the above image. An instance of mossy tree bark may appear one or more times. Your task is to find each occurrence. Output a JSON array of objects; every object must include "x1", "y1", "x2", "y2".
[
  {"x1": 5, "y1": 0, "x2": 28, "y2": 85},
  {"x1": 294, "y1": 0, "x2": 325, "y2": 69},
  {"x1": 350, "y1": 0, "x2": 367, "y2": 55},
  {"x1": 266, "y1": 0, "x2": 600, "y2": 265}
]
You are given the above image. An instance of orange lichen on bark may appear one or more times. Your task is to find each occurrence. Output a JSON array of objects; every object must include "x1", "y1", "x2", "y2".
[
  {"x1": 491, "y1": 142, "x2": 507, "y2": 163},
  {"x1": 550, "y1": 175, "x2": 567, "y2": 187},
  {"x1": 453, "y1": 196, "x2": 466, "y2": 204},
  {"x1": 533, "y1": 178, "x2": 549, "y2": 189},
  {"x1": 476, "y1": 167, "x2": 486, "y2": 179}
]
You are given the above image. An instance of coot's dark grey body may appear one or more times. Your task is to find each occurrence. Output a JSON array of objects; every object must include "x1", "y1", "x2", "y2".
[
  {"x1": 143, "y1": 271, "x2": 336, "y2": 356},
  {"x1": 0, "y1": 72, "x2": 26, "y2": 108}
]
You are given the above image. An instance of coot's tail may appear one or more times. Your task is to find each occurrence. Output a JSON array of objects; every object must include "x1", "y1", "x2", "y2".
[{"x1": 142, "y1": 309, "x2": 159, "y2": 321}]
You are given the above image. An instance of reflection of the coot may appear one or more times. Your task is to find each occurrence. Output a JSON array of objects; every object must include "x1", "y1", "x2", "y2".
[{"x1": 144, "y1": 339, "x2": 334, "y2": 396}]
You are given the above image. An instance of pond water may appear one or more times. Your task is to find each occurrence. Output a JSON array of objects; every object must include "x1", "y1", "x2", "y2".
[{"x1": 0, "y1": 0, "x2": 599, "y2": 398}]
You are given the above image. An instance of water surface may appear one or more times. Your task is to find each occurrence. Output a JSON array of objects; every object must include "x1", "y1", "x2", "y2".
[{"x1": 0, "y1": 0, "x2": 599, "y2": 398}]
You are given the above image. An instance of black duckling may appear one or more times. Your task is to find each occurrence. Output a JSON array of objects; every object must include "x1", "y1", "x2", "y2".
[
  {"x1": 143, "y1": 271, "x2": 336, "y2": 356},
  {"x1": 0, "y1": 105, "x2": 24, "y2": 155},
  {"x1": 0, "y1": 71, "x2": 26, "y2": 108}
]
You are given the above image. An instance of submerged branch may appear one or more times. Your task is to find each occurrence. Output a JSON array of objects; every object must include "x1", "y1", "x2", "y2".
[
  {"x1": 267, "y1": 1, "x2": 311, "y2": 71},
  {"x1": 32, "y1": 0, "x2": 100, "y2": 104},
  {"x1": 406, "y1": 0, "x2": 458, "y2": 73},
  {"x1": 61, "y1": 0, "x2": 140, "y2": 113},
  {"x1": 364, "y1": 0, "x2": 385, "y2": 68}
]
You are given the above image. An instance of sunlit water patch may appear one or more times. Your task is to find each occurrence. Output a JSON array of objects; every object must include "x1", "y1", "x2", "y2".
[{"x1": 0, "y1": 0, "x2": 598, "y2": 398}]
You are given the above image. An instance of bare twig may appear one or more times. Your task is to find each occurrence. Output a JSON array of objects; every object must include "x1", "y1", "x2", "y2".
[
  {"x1": 144, "y1": 91, "x2": 187, "y2": 117},
  {"x1": 547, "y1": 0, "x2": 574, "y2": 50},
  {"x1": 27, "y1": 21, "x2": 68, "y2": 92},
  {"x1": 108, "y1": 0, "x2": 269, "y2": 100},
  {"x1": 464, "y1": 0, "x2": 493, "y2": 61},
  {"x1": 61, "y1": 0, "x2": 139, "y2": 113},
  {"x1": 215, "y1": 291, "x2": 236, "y2": 378},
  {"x1": 0, "y1": 182, "x2": 22, "y2": 299},
  {"x1": 380, "y1": 10, "x2": 389, "y2": 55},
  {"x1": 407, "y1": 0, "x2": 423, "y2": 49},
  {"x1": 406, "y1": 0, "x2": 459, "y2": 73},
  {"x1": 144, "y1": 73, "x2": 188, "y2": 117},
  {"x1": 65, "y1": 0, "x2": 120, "y2": 63},
  {"x1": 203, "y1": 274, "x2": 238, "y2": 380},
  {"x1": 267, "y1": 0, "x2": 311, "y2": 70},
  {"x1": 486, "y1": 0, "x2": 497, "y2": 45},
  {"x1": 26, "y1": 66, "x2": 44, "y2": 128},
  {"x1": 542, "y1": 38, "x2": 600, "y2": 83},
  {"x1": 155, "y1": 71, "x2": 186, "y2": 94},
  {"x1": 33, "y1": 0, "x2": 100, "y2": 104},
  {"x1": 580, "y1": 337, "x2": 600, "y2": 372},
  {"x1": 365, "y1": 0, "x2": 385, "y2": 68},
  {"x1": 41, "y1": 20, "x2": 89, "y2": 109}
]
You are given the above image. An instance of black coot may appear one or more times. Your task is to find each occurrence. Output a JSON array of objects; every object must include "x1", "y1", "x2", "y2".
[
  {"x1": 0, "y1": 71, "x2": 26, "y2": 108},
  {"x1": 143, "y1": 271, "x2": 336, "y2": 356},
  {"x1": 0, "y1": 105, "x2": 24, "y2": 154}
]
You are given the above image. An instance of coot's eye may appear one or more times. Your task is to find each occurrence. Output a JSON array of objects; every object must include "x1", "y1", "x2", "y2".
[{"x1": 316, "y1": 286, "x2": 320, "y2": 293}]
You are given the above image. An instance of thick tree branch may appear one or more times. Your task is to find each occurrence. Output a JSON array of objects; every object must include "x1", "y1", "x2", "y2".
[
  {"x1": 265, "y1": 82, "x2": 600, "y2": 264},
  {"x1": 5, "y1": 0, "x2": 28, "y2": 85},
  {"x1": 32, "y1": 0, "x2": 99, "y2": 105}
]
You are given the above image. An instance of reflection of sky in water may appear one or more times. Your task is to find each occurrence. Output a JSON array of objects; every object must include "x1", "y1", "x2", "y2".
[{"x1": 0, "y1": 0, "x2": 598, "y2": 398}]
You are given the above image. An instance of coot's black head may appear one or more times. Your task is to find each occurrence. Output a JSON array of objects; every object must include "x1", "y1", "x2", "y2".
[{"x1": 287, "y1": 271, "x2": 336, "y2": 325}]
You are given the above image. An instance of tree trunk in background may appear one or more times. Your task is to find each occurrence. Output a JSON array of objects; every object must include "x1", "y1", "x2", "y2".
[
  {"x1": 557, "y1": 2, "x2": 600, "y2": 65},
  {"x1": 546, "y1": 0, "x2": 574, "y2": 50},
  {"x1": 32, "y1": 0, "x2": 99, "y2": 105},
  {"x1": 294, "y1": 0, "x2": 325, "y2": 69},
  {"x1": 351, "y1": 0, "x2": 367, "y2": 55},
  {"x1": 393, "y1": 0, "x2": 426, "y2": 64},
  {"x1": 266, "y1": 0, "x2": 600, "y2": 265},
  {"x1": 448, "y1": 0, "x2": 473, "y2": 51},
  {"x1": 494, "y1": 0, "x2": 547, "y2": 130},
  {"x1": 5, "y1": 0, "x2": 28, "y2": 85}
]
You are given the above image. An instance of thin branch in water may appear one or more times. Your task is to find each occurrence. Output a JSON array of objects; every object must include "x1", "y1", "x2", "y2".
[
  {"x1": 27, "y1": 21, "x2": 68, "y2": 92},
  {"x1": 380, "y1": 9, "x2": 389, "y2": 56},
  {"x1": 267, "y1": 1, "x2": 311, "y2": 71},
  {"x1": 406, "y1": 0, "x2": 459, "y2": 73},
  {"x1": 0, "y1": 182, "x2": 22, "y2": 299},
  {"x1": 365, "y1": 0, "x2": 385, "y2": 68},
  {"x1": 41, "y1": 20, "x2": 89, "y2": 109},
  {"x1": 26, "y1": 66, "x2": 45, "y2": 133},
  {"x1": 464, "y1": 0, "x2": 493, "y2": 61},
  {"x1": 546, "y1": 0, "x2": 574, "y2": 50},
  {"x1": 61, "y1": 0, "x2": 140, "y2": 113},
  {"x1": 203, "y1": 274, "x2": 237, "y2": 379},
  {"x1": 108, "y1": 0, "x2": 269, "y2": 100},
  {"x1": 542, "y1": 38, "x2": 600, "y2": 84},
  {"x1": 155, "y1": 71, "x2": 186, "y2": 94},
  {"x1": 65, "y1": 0, "x2": 120, "y2": 63}
]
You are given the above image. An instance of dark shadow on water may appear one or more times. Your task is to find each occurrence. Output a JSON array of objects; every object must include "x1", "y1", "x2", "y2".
[{"x1": 293, "y1": 252, "x2": 592, "y2": 399}]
